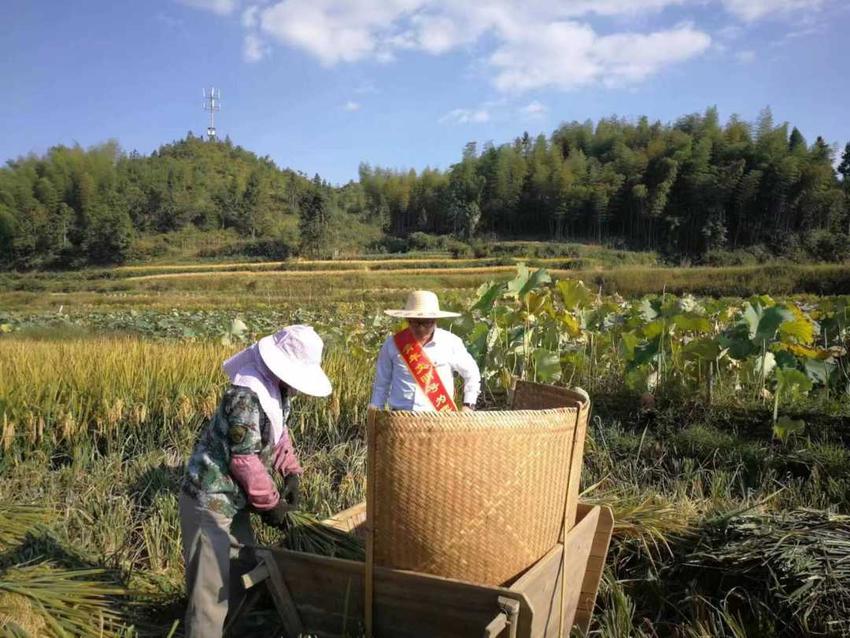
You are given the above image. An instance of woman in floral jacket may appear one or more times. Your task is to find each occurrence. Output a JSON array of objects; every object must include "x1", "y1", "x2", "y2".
[{"x1": 179, "y1": 325, "x2": 332, "y2": 637}]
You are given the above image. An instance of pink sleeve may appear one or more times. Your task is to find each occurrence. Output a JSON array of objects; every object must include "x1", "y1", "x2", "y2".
[
  {"x1": 229, "y1": 455, "x2": 280, "y2": 511},
  {"x1": 273, "y1": 436, "x2": 303, "y2": 477}
]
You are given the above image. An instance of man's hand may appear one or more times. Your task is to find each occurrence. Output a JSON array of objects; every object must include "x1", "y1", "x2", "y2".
[
  {"x1": 462, "y1": 403, "x2": 476, "y2": 412},
  {"x1": 261, "y1": 501, "x2": 291, "y2": 528},
  {"x1": 283, "y1": 474, "x2": 300, "y2": 508}
]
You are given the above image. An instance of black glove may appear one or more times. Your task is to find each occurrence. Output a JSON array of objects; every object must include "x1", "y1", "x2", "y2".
[
  {"x1": 282, "y1": 474, "x2": 300, "y2": 508},
  {"x1": 261, "y1": 501, "x2": 290, "y2": 528}
]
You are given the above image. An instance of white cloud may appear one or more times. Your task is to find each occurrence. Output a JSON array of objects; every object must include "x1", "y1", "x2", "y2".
[
  {"x1": 520, "y1": 100, "x2": 547, "y2": 117},
  {"x1": 736, "y1": 49, "x2": 756, "y2": 63},
  {"x1": 258, "y1": 0, "x2": 424, "y2": 66},
  {"x1": 242, "y1": 5, "x2": 260, "y2": 28},
  {"x1": 243, "y1": 33, "x2": 270, "y2": 62},
  {"x1": 250, "y1": 1, "x2": 713, "y2": 90},
  {"x1": 490, "y1": 22, "x2": 711, "y2": 92},
  {"x1": 721, "y1": 0, "x2": 824, "y2": 22},
  {"x1": 440, "y1": 108, "x2": 491, "y2": 124},
  {"x1": 716, "y1": 24, "x2": 745, "y2": 40},
  {"x1": 344, "y1": 101, "x2": 361, "y2": 111},
  {"x1": 176, "y1": 0, "x2": 238, "y2": 16}
]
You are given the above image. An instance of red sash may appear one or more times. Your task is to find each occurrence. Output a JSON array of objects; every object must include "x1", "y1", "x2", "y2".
[{"x1": 393, "y1": 328, "x2": 458, "y2": 412}]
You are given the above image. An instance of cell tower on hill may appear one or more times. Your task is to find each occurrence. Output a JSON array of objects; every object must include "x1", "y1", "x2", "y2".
[{"x1": 203, "y1": 87, "x2": 221, "y2": 141}]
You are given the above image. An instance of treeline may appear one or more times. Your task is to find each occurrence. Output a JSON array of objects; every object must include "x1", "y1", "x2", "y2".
[
  {"x1": 362, "y1": 107, "x2": 850, "y2": 261},
  {"x1": 0, "y1": 134, "x2": 331, "y2": 267},
  {"x1": 2, "y1": 107, "x2": 849, "y2": 268}
]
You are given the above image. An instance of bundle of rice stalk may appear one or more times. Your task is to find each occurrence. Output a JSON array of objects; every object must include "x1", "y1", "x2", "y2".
[
  {"x1": 0, "y1": 564, "x2": 128, "y2": 637},
  {"x1": 0, "y1": 504, "x2": 50, "y2": 551},
  {"x1": 583, "y1": 489, "x2": 696, "y2": 561},
  {"x1": 688, "y1": 509, "x2": 850, "y2": 636},
  {"x1": 279, "y1": 511, "x2": 364, "y2": 561},
  {"x1": 0, "y1": 590, "x2": 48, "y2": 636}
]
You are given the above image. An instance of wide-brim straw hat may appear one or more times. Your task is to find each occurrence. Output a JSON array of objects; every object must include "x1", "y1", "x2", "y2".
[
  {"x1": 384, "y1": 290, "x2": 461, "y2": 319},
  {"x1": 257, "y1": 325, "x2": 333, "y2": 397}
]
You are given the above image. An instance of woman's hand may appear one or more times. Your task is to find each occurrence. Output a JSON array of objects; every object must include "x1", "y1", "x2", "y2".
[{"x1": 283, "y1": 474, "x2": 300, "y2": 508}]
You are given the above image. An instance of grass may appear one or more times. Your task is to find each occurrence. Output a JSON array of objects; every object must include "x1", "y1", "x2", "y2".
[
  {"x1": 3, "y1": 252, "x2": 850, "y2": 314},
  {"x1": 2, "y1": 252, "x2": 849, "y2": 635},
  {"x1": 0, "y1": 332, "x2": 846, "y2": 635}
]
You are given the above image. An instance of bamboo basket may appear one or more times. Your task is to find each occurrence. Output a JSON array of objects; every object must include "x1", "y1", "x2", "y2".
[
  {"x1": 511, "y1": 381, "x2": 591, "y2": 530},
  {"x1": 366, "y1": 401, "x2": 581, "y2": 586}
]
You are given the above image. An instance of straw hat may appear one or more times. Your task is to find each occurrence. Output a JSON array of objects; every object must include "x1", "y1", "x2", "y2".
[
  {"x1": 257, "y1": 325, "x2": 333, "y2": 397},
  {"x1": 384, "y1": 290, "x2": 461, "y2": 319}
]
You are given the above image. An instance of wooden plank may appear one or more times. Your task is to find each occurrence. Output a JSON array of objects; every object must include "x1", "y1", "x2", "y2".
[
  {"x1": 365, "y1": 413, "x2": 378, "y2": 636},
  {"x1": 258, "y1": 499, "x2": 611, "y2": 637},
  {"x1": 241, "y1": 563, "x2": 269, "y2": 589},
  {"x1": 564, "y1": 394, "x2": 590, "y2": 530},
  {"x1": 510, "y1": 506, "x2": 599, "y2": 638},
  {"x1": 261, "y1": 546, "x2": 532, "y2": 638},
  {"x1": 511, "y1": 381, "x2": 589, "y2": 535},
  {"x1": 573, "y1": 506, "x2": 613, "y2": 635},
  {"x1": 257, "y1": 551, "x2": 306, "y2": 638},
  {"x1": 322, "y1": 501, "x2": 367, "y2": 533}
]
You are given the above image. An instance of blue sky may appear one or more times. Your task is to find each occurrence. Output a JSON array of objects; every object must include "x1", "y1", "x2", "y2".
[{"x1": 2, "y1": 0, "x2": 848, "y2": 184}]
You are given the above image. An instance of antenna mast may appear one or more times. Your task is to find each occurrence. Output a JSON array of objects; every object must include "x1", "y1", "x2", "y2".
[{"x1": 203, "y1": 87, "x2": 221, "y2": 141}]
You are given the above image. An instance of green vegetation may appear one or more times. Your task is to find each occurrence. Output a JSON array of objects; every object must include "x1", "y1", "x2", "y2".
[
  {"x1": 1, "y1": 263, "x2": 849, "y2": 635},
  {"x1": 2, "y1": 108, "x2": 849, "y2": 269}
]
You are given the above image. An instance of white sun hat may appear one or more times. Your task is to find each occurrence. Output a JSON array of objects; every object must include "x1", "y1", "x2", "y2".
[
  {"x1": 384, "y1": 290, "x2": 461, "y2": 319},
  {"x1": 257, "y1": 325, "x2": 333, "y2": 397}
]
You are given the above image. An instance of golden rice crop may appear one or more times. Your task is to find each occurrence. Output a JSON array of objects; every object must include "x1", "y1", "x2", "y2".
[
  {"x1": 0, "y1": 337, "x2": 374, "y2": 458},
  {"x1": 0, "y1": 337, "x2": 225, "y2": 457}
]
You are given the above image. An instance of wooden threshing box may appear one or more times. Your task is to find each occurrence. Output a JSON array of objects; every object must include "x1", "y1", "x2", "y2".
[{"x1": 242, "y1": 381, "x2": 613, "y2": 637}]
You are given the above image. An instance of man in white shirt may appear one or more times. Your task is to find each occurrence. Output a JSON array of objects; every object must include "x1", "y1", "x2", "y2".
[{"x1": 369, "y1": 290, "x2": 481, "y2": 412}]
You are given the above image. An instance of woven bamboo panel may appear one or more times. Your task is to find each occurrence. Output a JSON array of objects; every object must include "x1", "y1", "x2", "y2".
[
  {"x1": 367, "y1": 408, "x2": 578, "y2": 586},
  {"x1": 512, "y1": 381, "x2": 591, "y2": 528}
]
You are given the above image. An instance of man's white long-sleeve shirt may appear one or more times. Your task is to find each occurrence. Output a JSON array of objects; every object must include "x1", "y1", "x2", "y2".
[{"x1": 369, "y1": 328, "x2": 481, "y2": 411}]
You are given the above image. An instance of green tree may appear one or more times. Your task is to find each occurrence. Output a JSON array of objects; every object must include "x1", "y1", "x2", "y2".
[{"x1": 299, "y1": 177, "x2": 333, "y2": 257}]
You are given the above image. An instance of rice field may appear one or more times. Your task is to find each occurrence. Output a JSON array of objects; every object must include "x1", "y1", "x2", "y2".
[{"x1": 1, "y1": 257, "x2": 850, "y2": 636}]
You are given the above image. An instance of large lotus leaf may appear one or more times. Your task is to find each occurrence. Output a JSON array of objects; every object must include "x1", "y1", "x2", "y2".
[
  {"x1": 639, "y1": 298, "x2": 661, "y2": 322},
  {"x1": 221, "y1": 316, "x2": 248, "y2": 342},
  {"x1": 751, "y1": 352, "x2": 776, "y2": 379},
  {"x1": 519, "y1": 268, "x2": 552, "y2": 299},
  {"x1": 720, "y1": 324, "x2": 756, "y2": 359},
  {"x1": 532, "y1": 348, "x2": 562, "y2": 382},
  {"x1": 786, "y1": 343, "x2": 831, "y2": 360},
  {"x1": 773, "y1": 349, "x2": 798, "y2": 370},
  {"x1": 804, "y1": 358, "x2": 836, "y2": 386},
  {"x1": 773, "y1": 416, "x2": 805, "y2": 443},
  {"x1": 673, "y1": 313, "x2": 712, "y2": 334},
  {"x1": 491, "y1": 305, "x2": 514, "y2": 327},
  {"x1": 556, "y1": 279, "x2": 593, "y2": 310},
  {"x1": 625, "y1": 367, "x2": 653, "y2": 393},
  {"x1": 641, "y1": 319, "x2": 666, "y2": 340},
  {"x1": 506, "y1": 263, "x2": 530, "y2": 298},
  {"x1": 620, "y1": 331, "x2": 640, "y2": 359},
  {"x1": 539, "y1": 324, "x2": 562, "y2": 351},
  {"x1": 775, "y1": 367, "x2": 813, "y2": 396},
  {"x1": 682, "y1": 339, "x2": 720, "y2": 361},
  {"x1": 751, "y1": 294, "x2": 776, "y2": 307},
  {"x1": 628, "y1": 337, "x2": 660, "y2": 369},
  {"x1": 779, "y1": 318, "x2": 815, "y2": 345},
  {"x1": 498, "y1": 367, "x2": 514, "y2": 391},
  {"x1": 585, "y1": 302, "x2": 620, "y2": 331},
  {"x1": 742, "y1": 302, "x2": 761, "y2": 338},
  {"x1": 559, "y1": 312, "x2": 582, "y2": 338},
  {"x1": 755, "y1": 306, "x2": 794, "y2": 343},
  {"x1": 561, "y1": 351, "x2": 587, "y2": 371},
  {"x1": 466, "y1": 322, "x2": 490, "y2": 360},
  {"x1": 524, "y1": 290, "x2": 551, "y2": 317},
  {"x1": 471, "y1": 281, "x2": 503, "y2": 312}
]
